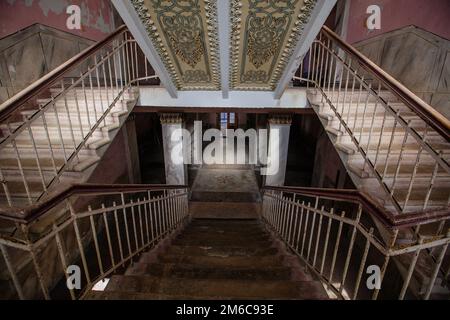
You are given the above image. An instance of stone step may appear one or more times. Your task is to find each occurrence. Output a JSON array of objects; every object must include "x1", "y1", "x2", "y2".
[
  {"x1": 189, "y1": 202, "x2": 261, "y2": 219},
  {"x1": 166, "y1": 244, "x2": 279, "y2": 257},
  {"x1": 126, "y1": 262, "x2": 293, "y2": 281},
  {"x1": 104, "y1": 275, "x2": 328, "y2": 299},
  {"x1": 156, "y1": 254, "x2": 282, "y2": 268}
]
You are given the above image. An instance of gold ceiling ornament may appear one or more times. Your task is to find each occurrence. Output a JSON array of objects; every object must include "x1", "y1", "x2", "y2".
[
  {"x1": 131, "y1": 0, "x2": 221, "y2": 91},
  {"x1": 230, "y1": 0, "x2": 318, "y2": 91},
  {"x1": 268, "y1": 114, "x2": 292, "y2": 125},
  {"x1": 160, "y1": 113, "x2": 183, "y2": 125},
  {"x1": 247, "y1": 16, "x2": 286, "y2": 69}
]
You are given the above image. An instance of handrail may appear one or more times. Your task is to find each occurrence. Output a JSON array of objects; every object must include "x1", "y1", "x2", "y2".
[
  {"x1": 321, "y1": 26, "x2": 450, "y2": 142},
  {"x1": 0, "y1": 183, "x2": 188, "y2": 224},
  {"x1": 0, "y1": 25, "x2": 128, "y2": 123},
  {"x1": 263, "y1": 186, "x2": 450, "y2": 228}
]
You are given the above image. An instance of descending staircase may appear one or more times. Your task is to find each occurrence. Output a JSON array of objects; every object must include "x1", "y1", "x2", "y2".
[
  {"x1": 86, "y1": 219, "x2": 328, "y2": 300},
  {"x1": 0, "y1": 88, "x2": 138, "y2": 207},
  {"x1": 308, "y1": 89, "x2": 450, "y2": 213}
]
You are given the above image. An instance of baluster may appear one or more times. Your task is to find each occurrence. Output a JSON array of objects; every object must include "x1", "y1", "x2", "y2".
[
  {"x1": 134, "y1": 42, "x2": 139, "y2": 84},
  {"x1": 353, "y1": 228, "x2": 373, "y2": 300},
  {"x1": 295, "y1": 201, "x2": 305, "y2": 252},
  {"x1": 72, "y1": 79, "x2": 85, "y2": 138},
  {"x1": 287, "y1": 195, "x2": 296, "y2": 246},
  {"x1": 27, "y1": 124, "x2": 47, "y2": 191},
  {"x1": 318, "y1": 38, "x2": 326, "y2": 86},
  {"x1": 107, "y1": 54, "x2": 115, "y2": 98},
  {"x1": 156, "y1": 196, "x2": 163, "y2": 239},
  {"x1": 101, "y1": 58, "x2": 111, "y2": 107},
  {"x1": 143, "y1": 197, "x2": 150, "y2": 246},
  {"x1": 89, "y1": 206, "x2": 104, "y2": 276},
  {"x1": 312, "y1": 206, "x2": 324, "y2": 267},
  {"x1": 290, "y1": 199, "x2": 300, "y2": 247},
  {"x1": 53, "y1": 223, "x2": 76, "y2": 300},
  {"x1": 346, "y1": 69, "x2": 357, "y2": 126},
  {"x1": 40, "y1": 111, "x2": 60, "y2": 181},
  {"x1": 113, "y1": 201, "x2": 125, "y2": 266},
  {"x1": 359, "y1": 85, "x2": 372, "y2": 144},
  {"x1": 306, "y1": 198, "x2": 319, "y2": 263},
  {"x1": 137, "y1": 198, "x2": 144, "y2": 248},
  {"x1": 120, "y1": 193, "x2": 132, "y2": 259},
  {"x1": 60, "y1": 81, "x2": 79, "y2": 158},
  {"x1": 88, "y1": 70, "x2": 99, "y2": 124},
  {"x1": 423, "y1": 153, "x2": 441, "y2": 211},
  {"x1": 399, "y1": 237, "x2": 423, "y2": 299},
  {"x1": 300, "y1": 202, "x2": 310, "y2": 256},
  {"x1": 102, "y1": 204, "x2": 115, "y2": 269},
  {"x1": 382, "y1": 110, "x2": 400, "y2": 181},
  {"x1": 404, "y1": 138, "x2": 425, "y2": 210},
  {"x1": 339, "y1": 60, "x2": 351, "y2": 132},
  {"x1": 94, "y1": 56, "x2": 107, "y2": 127},
  {"x1": 373, "y1": 108, "x2": 387, "y2": 169},
  {"x1": 340, "y1": 207, "x2": 362, "y2": 294},
  {"x1": 390, "y1": 123, "x2": 411, "y2": 207},
  {"x1": 80, "y1": 72, "x2": 92, "y2": 130},
  {"x1": 51, "y1": 96, "x2": 68, "y2": 162},
  {"x1": 307, "y1": 44, "x2": 312, "y2": 88},
  {"x1": 130, "y1": 199, "x2": 139, "y2": 253},
  {"x1": 363, "y1": 84, "x2": 382, "y2": 171},
  {"x1": 352, "y1": 76, "x2": 364, "y2": 134},
  {"x1": 329, "y1": 211, "x2": 345, "y2": 283},
  {"x1": 69, "y1": 202, "x2": 91, "y2": 285},
  {"x1": 147, "y1": 191, "x2": 155, "y2": 242},
  {"x1": 320, "y1": 208, "x2": 334, "y2": 275}
]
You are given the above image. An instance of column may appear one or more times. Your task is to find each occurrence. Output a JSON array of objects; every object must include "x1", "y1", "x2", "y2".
[
  {"x1": 160, "y1": 113, "x2": 186, "y2": 185},
  {"x1": 265, "y1": 114, "x2": 292, "y2": 186}
]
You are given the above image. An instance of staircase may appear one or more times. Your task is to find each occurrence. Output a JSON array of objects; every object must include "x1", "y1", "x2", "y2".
[
  {"x1": 299, "y1": 26, "x2": 450, "y2": 215},
  {"x1": 308, "y1": 89, "x2": 450, "y2": 213},
  {"x1": 0, "y1": 88, "x2": 137, "y2": 207},
  {"x1": 86, "y1": 219, "x2": 328, "y2": 300},
  {"x1": 0, "y1": 26, "x2": 151, "y2": 209}
]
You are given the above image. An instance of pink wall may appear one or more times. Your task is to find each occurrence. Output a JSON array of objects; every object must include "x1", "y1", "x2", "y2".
[
  {"x1": 0, "y1": 0, "x2": 116, "y2": 41},
  {"x1": 347, "y1": 0, "x2": 450, "y2": 43}
]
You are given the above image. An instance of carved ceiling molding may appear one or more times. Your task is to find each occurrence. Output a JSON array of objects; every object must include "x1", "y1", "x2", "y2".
[
  {"x1": 131, "y1": 0, "x2": 221, "y2": 91},
  {"x1": 160, "y1": 112, "x2": 184, "y2": 124},
  {"x1": 230, "y1": 0, "x2": 317, "y2": 91}
]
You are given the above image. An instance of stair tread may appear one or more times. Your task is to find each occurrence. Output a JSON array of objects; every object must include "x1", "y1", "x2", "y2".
[{"x1": 105, "y1": 275, "x2": 328, "y2": 299}]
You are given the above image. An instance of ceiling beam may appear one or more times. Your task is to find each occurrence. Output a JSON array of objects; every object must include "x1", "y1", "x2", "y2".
[
  {"x1": 273, "y1": 0, "x2": 337, "y2": 99},
  {"x1": 133, "y1": 106, "x2": 315, "y2": 114},
  {"x1": 111, "y1": 0, "x2": 178, "y2": 98},
  {"x1": 217, "y1": 0, "x2": 230, "y2": 99}
]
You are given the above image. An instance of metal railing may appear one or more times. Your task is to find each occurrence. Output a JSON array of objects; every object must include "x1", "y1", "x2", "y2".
[
  {"x1": 0, "y1": 25, "x2": 158, "y2": 208},
  {"x1": 295, "y1": 26, "x2": 450, "y2": 214},
  {"x1": 0, "y1": 184, "x2": 189, "y2": 300},
  {"x1": 262, "y1": 186, "x2": 450, "y2": 300}
]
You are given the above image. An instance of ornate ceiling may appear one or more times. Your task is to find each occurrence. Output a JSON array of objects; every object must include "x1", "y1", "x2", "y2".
[{"x1": 130, "y1": 0, "x2": 317, "y2": 91}]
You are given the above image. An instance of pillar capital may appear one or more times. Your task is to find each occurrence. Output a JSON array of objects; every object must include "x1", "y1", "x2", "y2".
[
  {"x1": 159, "y1": 113, "x2": 183, "y2": 125},
  {"x1": 268, "y1": 114, "x2": 292, "y2": 125}
]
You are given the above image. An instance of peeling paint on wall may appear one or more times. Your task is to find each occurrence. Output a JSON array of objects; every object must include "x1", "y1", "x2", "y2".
[
  {"x1": 0, "y1": 0, "x2": 115, "y2": 41},
  {"x1": 38, "y1": 0, "x2": 69, "y2": 16}
]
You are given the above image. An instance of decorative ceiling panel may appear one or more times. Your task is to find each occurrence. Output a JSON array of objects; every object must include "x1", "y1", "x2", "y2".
[
  {"x1": 230, "y1": 0, "x2": 316, "y2": 91},
  {"x1": 131, "y1": 0, "x2": 221, "y2": 90}
]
